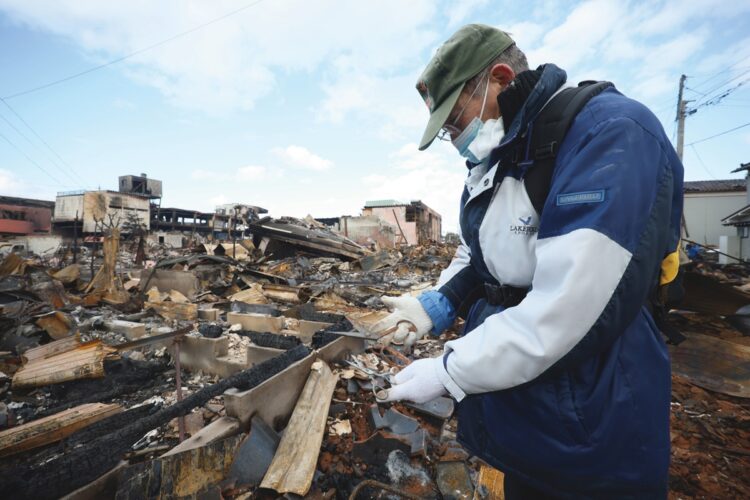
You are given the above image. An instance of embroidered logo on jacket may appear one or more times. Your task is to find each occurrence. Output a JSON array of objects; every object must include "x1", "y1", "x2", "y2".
[
  {"x1": 556, "y1": 190, "x2": 605, "y2": 206},
  {"x1": 510, "y1": 215, "x2": 538, "y2": 235}
]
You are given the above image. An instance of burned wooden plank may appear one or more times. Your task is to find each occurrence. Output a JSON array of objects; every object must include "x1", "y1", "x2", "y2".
[
  {"x1": 0, "y1": 345, "x2": 311, "y2": 500},
  {"x1": 0, "y1": 403, "x2": 121, "y2": 458},
  {"x1": 22, "y1": 334, "x2": 82, "y2": 363},
  {"x1": 13, "y1": 340, "x2": 117, "y2": 389},
  {"x1": 262, "y1": 283, "x2": 311, "y2": 304},
  {"x1": 238, "y1": 331, "x2": 301, "y2": 350},
  {"x1": 145, "y1": 300, "x2": 198, "y2": 321},
  {"x1": 261, "y1": 360, "x2": 338, "y2": 496}
]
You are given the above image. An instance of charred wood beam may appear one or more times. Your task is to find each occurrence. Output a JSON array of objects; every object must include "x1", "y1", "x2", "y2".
[{"x1": 0, "y1": 344, "x2": 311, "y2": 500}]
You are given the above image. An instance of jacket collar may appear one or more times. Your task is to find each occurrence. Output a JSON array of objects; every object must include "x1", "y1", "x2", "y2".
[{"x1": 466, "y1": 63, "x2": 568, "y2": 171}]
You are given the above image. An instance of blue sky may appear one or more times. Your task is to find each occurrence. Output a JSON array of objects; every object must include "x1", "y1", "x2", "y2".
[{"x1": 1, "y1": 0, "x2": 749, "y2": 233}]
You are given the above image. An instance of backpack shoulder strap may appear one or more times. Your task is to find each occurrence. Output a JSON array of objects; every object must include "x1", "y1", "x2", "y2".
[{"x1": 525, "y1": 80, "x2": 614, "y2": 217}]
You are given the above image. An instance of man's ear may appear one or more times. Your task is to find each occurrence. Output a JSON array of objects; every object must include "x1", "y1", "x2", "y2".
[{"x1": 489, "y1": 63, "x2": 515, "y2": 86}]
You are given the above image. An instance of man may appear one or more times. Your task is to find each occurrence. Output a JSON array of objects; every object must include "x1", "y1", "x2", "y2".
[{"x1": 373, "y1": 24, "x2": 683, "y2": 498}]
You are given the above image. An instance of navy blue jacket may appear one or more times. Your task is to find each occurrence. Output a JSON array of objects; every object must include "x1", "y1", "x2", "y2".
[{"x1": 419, "y1": 64, "x2": 683, "y2": 497}]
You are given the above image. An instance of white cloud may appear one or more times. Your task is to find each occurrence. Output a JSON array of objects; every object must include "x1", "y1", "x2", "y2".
[
  {"x1": 511, "y1": 0, "x2": 750, "y2": 109},
  {"x1": 272, "y1": 145, "x2": 333, "y2": 171},
  {"x1": 365, "y1": 141, "x2": 466, "y2": 232},
  {"x1": 0, "y1": 169, "x2": 59, "y2": 200},
  {"x1": 0, "y1": 1, "x2": 439, "y2": 114},
  {"x1": 112, "y1": 97, "x2": 134, "y2": 109},
  {"x1": 190, "y1": 164, "x2": 268, "y2": 181},
  {"x1": 235, "y1": 165, "x2": 268, "y2": 180},
  {"x1": 317, "y1": 71, "x2": 429, "y2": 142},
  {"x1": 190, "y1": 168, "x2": 216, "y2": 180},
  {"x1": 0, "y1": 168, "x2": 24, "y2": 195},
  {"x1": 446, "y1": 0, "x2": 489, "y2": 28}
]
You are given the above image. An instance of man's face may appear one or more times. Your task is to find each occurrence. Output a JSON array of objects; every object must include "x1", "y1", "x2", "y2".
[{"x1": 440, "y1": 63, "x2": 515, "y2": 141}]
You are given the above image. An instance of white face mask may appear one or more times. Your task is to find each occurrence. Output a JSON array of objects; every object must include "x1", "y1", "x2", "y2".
[
  {"x1": 466, "y1": 118, "x2": 505, "y2": 164},
  {"x1": 451, "y1": 76, "x2": 506, "y2": 164}
]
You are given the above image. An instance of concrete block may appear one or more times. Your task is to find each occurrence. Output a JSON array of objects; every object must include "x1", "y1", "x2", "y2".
[
  {"x1": 296, "y1": 320, "x2": 333, "y2": 337},
  {"x1": 179, "y1": 336, "x2": 230, "y2": 376},
  {"x1": 224, "y1": 354, "x2": 315, "y2": 429},
  {"x1": 318, "y1": 335, "x2": 367, "y2": 363},
  {"x1": 198, "y1": 308, "x2": 220, "y2": 321},
  {"x1": 246, "y1": 345, "x2": 284, "y2": 366},
  {"x1": 212, "y1": 357, "x2": 248, "y2": 378},
  {"x1": 140, "y1": 269, "x2": 199, "y2": 300},
  {"x1": 223, "y1": 336, "x2": 366, "y2": 429},
  {"x1": 280, "y1": 329, "x2": 313, "y2": 345},
  {"x1": 103, "y1": 320, "x2": 146, "y2": 340},
  {"x1": 226, "y1": 312, "x2": 284, "y2": 333}
]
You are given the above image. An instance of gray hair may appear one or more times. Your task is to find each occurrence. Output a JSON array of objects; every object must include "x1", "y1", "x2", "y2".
[{"x1": 464, "y1": 43, "x2": 529, "y2": 95}]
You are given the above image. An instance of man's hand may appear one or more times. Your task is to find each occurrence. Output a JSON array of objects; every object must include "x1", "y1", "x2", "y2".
[
  {"x1": 373, "y1": 295, "x2": 433, "y2": 350},
  {"x1": 382, "y1": 357, "x2": 447, "y2": 403}
]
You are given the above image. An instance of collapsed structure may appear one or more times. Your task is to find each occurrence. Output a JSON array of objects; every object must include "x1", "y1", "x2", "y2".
[{"x1": 0, "y1": 174, "x2": 748, "y2": 498}]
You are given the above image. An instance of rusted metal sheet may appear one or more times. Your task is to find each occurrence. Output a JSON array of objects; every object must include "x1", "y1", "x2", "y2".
[
  {"x1": 0, "y1": 253, "x2": 29, "y2": 277},
  {"x1": 681, "y1": 271, "x2": 750, "y2": 316},
  {"x1": 50, "y1": 264, "x2": 81, "y2": 284},
  {"x1": 670, "y1": 333, "x2": 750, "y2": 398},
  {"x1": 35, "y1": 311, "x2": 76, "y2": 340},
  {"x1": 13, "y1": 339, "x2": 117, "y2": 389},
  {"x1": 474, "y1": 464, "x2": 505, "y2": 499}
]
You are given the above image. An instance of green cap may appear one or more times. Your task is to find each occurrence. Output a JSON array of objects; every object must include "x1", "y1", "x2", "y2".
[{"x1": 416, "y1": 24, "x2": 514, "y2": 150}]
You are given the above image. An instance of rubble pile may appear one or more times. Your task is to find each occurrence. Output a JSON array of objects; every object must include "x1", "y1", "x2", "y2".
[{"x1": 0, "y1": 217, "x2": 748, "y2": 498}]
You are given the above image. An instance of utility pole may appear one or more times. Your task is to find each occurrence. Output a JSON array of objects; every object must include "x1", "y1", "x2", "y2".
[
  {"x1": 676, "y1": 74, "x2": 687, "y2": 161},
  {"x1": 676, "y1": 74, "x2": 694, "y2": 241}
]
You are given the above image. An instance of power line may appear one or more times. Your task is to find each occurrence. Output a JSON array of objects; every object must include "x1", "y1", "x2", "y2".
[
  {"x1": 0, "y1": 129, "x2": 66, "y2": 186},
  {"x1": 686, "y1": 121, "x2": 750, "y2": 146},
  {"x1": 690, "y1": 54, "x2": 750, "y2": 91},
  {"x1": 689, "y1": 144, "x2": 716, "y2": 180},
  {"x1": 2, "y1": 0, "x2": 268, "y2": 100},
  {"x1": 693, "y1": 68, "x2": 750, "y2": 106},
  {"x1": 0, "y1": 107, "x2": 81, "y2": 186},
  {"x1": 0, "y1": 97, "x2": 88, "y2": 187},
  {"x1": 691, "y1": 77, "x2": 750, "y2": 111}
]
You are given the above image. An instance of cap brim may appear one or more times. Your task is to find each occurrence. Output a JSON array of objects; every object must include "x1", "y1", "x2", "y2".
[{"x1": 418, "y1": 83, "x2": 465, "y2": 151}]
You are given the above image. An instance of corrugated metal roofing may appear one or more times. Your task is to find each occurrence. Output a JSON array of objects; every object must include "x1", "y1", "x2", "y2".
[
  {"x1": 683, "y1": 179, "x2": 746, "y2": 193},
  {"x1": 722, "y1": 203, "x2": 750, "y2": 226}
]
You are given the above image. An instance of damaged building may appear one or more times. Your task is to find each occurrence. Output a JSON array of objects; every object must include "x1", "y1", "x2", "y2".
[
  {"x1": 362, "y1": 200, "x2": 442, "y2": 246},
  {"x1": 1, "y1": 170, "x2": 749, "y2": 499},
  {"x1": 0, "y1": 196, "x2": 54, "y2": 236},
  {"x1": 319, "y1": 199, "x2": 443, "y2": 249},
  {"x1": 0, "y1": 205, "x2": 747, "y2": 499},
  {"x1": 54, "y1": 190, "x2": 151, "y2": 235}
]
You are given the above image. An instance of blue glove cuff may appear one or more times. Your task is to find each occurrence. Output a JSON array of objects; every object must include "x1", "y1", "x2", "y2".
[{"x1": 418, "y1": 291, "x2": 456, "y2": 335}]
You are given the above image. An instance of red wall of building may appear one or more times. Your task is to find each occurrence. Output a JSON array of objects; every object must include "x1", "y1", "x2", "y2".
[{"x1": 0, "y1": 204, "x2": 52, "y2": 234}]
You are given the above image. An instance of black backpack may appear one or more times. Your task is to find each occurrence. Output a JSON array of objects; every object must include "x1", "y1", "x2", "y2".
[{"x1": 504, "y1": 80, "x2": 686, "y2": 344}]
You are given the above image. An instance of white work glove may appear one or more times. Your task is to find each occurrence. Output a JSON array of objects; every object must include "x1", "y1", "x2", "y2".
[
  {"x1": 373, "y1": 295, "x2": 433, "y2": 350},
  {"x1": 383, "y1": 357, "x2": 447, "y2": 403}
]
